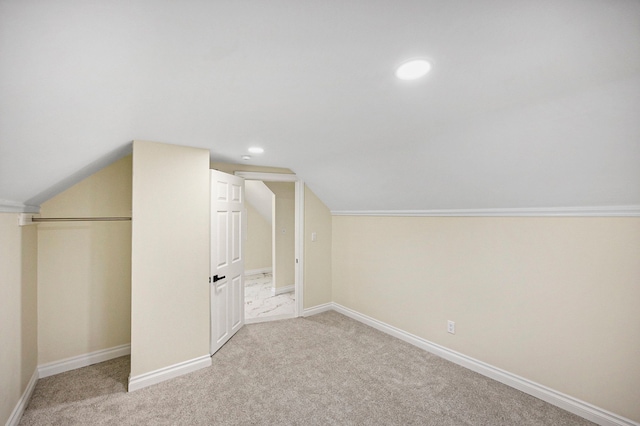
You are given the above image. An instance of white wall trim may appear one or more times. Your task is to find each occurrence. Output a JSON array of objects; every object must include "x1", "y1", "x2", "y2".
[
  {"x1": 245, "y1": 313, "x2": 295, "y2": 324},
  {"x1": 17, "y1": 213, "x2": 39, "y2": 226},
  {"x1": 328, "y1": 303, "x2": 639, "y2": 426},
  {"x1": 245, "y1": 267, "x2": 273, "y2": 276},
  {"x1": 331, "y1": 205, "x2": 640, "y2": 217},
  {"x1": 0, "y1": 200, "x2": 39, "y2": 214},
  {"x1": 295, "y1": 180, "x2": 305, "y2": 319},
  {"x1": 234, "y1": 172, "x2": 297, "y2": 182},
  {"x1": 38, "y1": 344, "x2": 131, "y2": 378},
  {"x1": 235, "y1": 171, "x2": 305, "y2": 319},
  {"x1": 128, "y1": 354, "x2": 212, "y2": 392},
  {"x1": 271, "y1": 284, "x2": 294, "y2": 296},
  {"x1": 5, "y1": 368, "x2": 38, "y2": 426},
  {"x1": 302, "y1": 302, "x2": 334, "y2": 317}
]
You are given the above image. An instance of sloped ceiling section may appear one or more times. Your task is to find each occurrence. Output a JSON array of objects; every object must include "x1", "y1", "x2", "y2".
[
  {"x1": 245, "y1": 181, "x2": 273, "y2": 225},
  {"x1": 1, "y1": 0, "x2": 639, "y2": 213}
]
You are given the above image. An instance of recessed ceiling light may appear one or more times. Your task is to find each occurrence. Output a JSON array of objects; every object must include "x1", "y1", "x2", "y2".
[
  {"x1": 395, "y1": 59, "x2": 431, "y2": 80},
  {"x1": 241, "y1": 155, "x2": 251, "y2": 160},
  {"x1": 248, "y1": 147, "x2": 264, "y2": 154}
]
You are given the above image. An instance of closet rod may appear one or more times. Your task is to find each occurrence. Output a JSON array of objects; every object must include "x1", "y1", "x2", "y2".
[{"x1": 32, "y1": 217, "x2": 131, "y2": 222}]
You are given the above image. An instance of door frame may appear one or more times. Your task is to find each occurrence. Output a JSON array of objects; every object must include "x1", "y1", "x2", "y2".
[{"x1": 234, "y1": 172, "x2": 304, "y2": 318}]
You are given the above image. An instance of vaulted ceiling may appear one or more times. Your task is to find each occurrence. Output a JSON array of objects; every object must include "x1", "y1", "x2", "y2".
[{"x1": 1, "y1": 0, "x2": 639, "y2": 213}]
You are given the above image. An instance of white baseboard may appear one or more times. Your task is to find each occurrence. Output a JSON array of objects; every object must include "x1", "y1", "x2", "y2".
[
  {"x1": 245, "y1": 267, "x2": 272, "y2": 276},
  {"x1": 329, "y1": 303, "x2": 639, "y2": 426},
  {"x1": 302, "y1": 302, "x2": 333, "y2": 317},
  {"x1": 271, "y1": 284, "x2": 294, "y2": 296},
  {"x1": 38, "y1": 344, "x2": 131, "y2": 378},
  {"x1": 128, "y1": 354, "x2": 211, "y2": 392},
  {"x1": 5, "y1": 368, "x2": 38, "y2": 426}
]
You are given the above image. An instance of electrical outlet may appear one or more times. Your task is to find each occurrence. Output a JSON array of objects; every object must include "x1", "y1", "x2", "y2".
[{"x1": 447, "y1": 320, "x2": 455, "y2": 334}]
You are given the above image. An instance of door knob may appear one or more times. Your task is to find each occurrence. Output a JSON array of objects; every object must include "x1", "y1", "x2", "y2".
[{"x1": 212, "y1": 274, "x2": 226, "y2": 283}]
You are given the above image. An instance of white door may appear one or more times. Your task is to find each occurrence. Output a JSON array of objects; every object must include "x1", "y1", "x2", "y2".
[{"x1": 210, "y1": 170, "x2": 245, "y2": 355}]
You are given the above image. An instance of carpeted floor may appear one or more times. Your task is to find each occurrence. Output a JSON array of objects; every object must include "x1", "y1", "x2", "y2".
[{"x1": 20, "y1": 311, "x2": 594, "y2": 425}]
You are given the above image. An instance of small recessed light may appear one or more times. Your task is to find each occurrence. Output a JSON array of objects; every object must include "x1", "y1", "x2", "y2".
[
  {"x1": 248, "y1": 147, "x2": 264, "y2": 154},
  {"x1": 395, "y1": 59, "x2": 431, "y2": 80},
  {"x1": 241, "y1": 155, "x2": 251, "y2": 160}
]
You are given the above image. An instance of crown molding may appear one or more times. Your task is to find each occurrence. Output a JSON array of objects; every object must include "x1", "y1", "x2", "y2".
[
  {"x1": 331, "y1": 206, "x2": 640, "y2": 217},
  {"x1": 0, "y1": 199, "x2": 40, "y2": 213}
]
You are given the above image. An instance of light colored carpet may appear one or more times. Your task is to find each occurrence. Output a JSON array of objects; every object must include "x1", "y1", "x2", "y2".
[{"x1": 20, "y1": 311, "x2": 594, "y2": 425}]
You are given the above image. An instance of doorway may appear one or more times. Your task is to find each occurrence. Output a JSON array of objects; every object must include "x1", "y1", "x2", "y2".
[{"x1": 235, "y1": 172, "x2": 304, "y2": 323}]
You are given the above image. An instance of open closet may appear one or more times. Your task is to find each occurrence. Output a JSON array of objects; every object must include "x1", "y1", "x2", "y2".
[{"x1": 29, "y1": 140, "x2": 331, "y2": 394}]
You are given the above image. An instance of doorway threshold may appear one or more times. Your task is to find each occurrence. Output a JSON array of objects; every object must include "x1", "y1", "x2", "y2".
[{"x1": 245, "y1": 313, "x2": 295, "y2": 325}]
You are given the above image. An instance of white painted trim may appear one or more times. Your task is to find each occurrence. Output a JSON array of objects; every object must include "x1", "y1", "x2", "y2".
[
  {"x1": 302, "y1": 303, "x2": 333, "y2": 317},
  {"x1": 38, "y1": 344, "x2": 131, "y2": 378},
  {"x1": 331, "y1": 205, "x2": 640, "y2": 217},
  {"x1": 295, "y1": 180, "x2": 304, "y2": 319},
  {"x1": 245, "y1": 313, "x2": 295, "y2": 324},
  {"x1": 236, "y1": 171, "x2": 305, "y2": 320},
  {"x1": 5, "y1": 368, "x2": 38, "y2": 426},
  {"x1": 244, "y1": 267, "x2": 273, "y2": 276},
  {"x1": 0, "y1": 200, "x2": 39, "y2": 214},
  {"x1": 329, "y1": 303, "x2": 639, "y2": 426},
  {"x1": 234, "y1": 172, "x2": 297, "y2": 182},
  {"x1": 271, "y1": 284, "x2": 294, "y2": 296},
  {"x1": 128, "y1": 354, "x2": 212, "y2": 392},
  {"x1": 18, "y1": 213, "x2": 39, "y2": 226}
]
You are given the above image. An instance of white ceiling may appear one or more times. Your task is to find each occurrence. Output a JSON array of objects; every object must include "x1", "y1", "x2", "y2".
[{"x1": 1, "y1": 0, "x2": 639, "y2": 212}]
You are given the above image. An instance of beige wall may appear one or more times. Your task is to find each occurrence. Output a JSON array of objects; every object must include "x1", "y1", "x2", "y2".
[
  {"x1": 0, "y1": 214, "x2": 38, "y2": 425},
  {"x1": 131, "y1": 141, "x2": 210, "y2": 378},
  {"x1": 303, "y1": 186, "x2": 332, "y2": 308},
  {"x1": 37, "y1": 155, "x2": 132, "y2": 364},
  {"x1": 332, "y1": 216, "x2": 640, "y2": 422},
  {"x1": 245, "y1": 201, "x2": 272, "y2": 272},
  {"x1": 265, "y1": 182, "x2": 295, "y2": 289}
]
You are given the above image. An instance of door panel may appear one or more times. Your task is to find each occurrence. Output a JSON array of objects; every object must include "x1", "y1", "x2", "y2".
[
  {"x1": 213, "y1": 280, "x2": 228, "y2": 343},
  {"x1": 216, "y1": 181, "x2": 228, "y2": 201},
  {"x1": 216, "y1": 212, "x2": 228, "y2": 268},
  {"x1": 231, "y1": 275, "x2": 242, "y2": 330},
  {"x1": 210, "y1": 170, "x2": 245, "y2": 355},
  {"x1": 231, "y1": 182, "x2": 242, "y2": 202},
  {"x1": 232, "y1": 211, "x2": 241, "y2": 262}
]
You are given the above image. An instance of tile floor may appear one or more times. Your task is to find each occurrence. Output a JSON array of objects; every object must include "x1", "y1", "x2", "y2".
[{"x1": 244, "y1": 273, "x2": 295, "y2": 322}]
